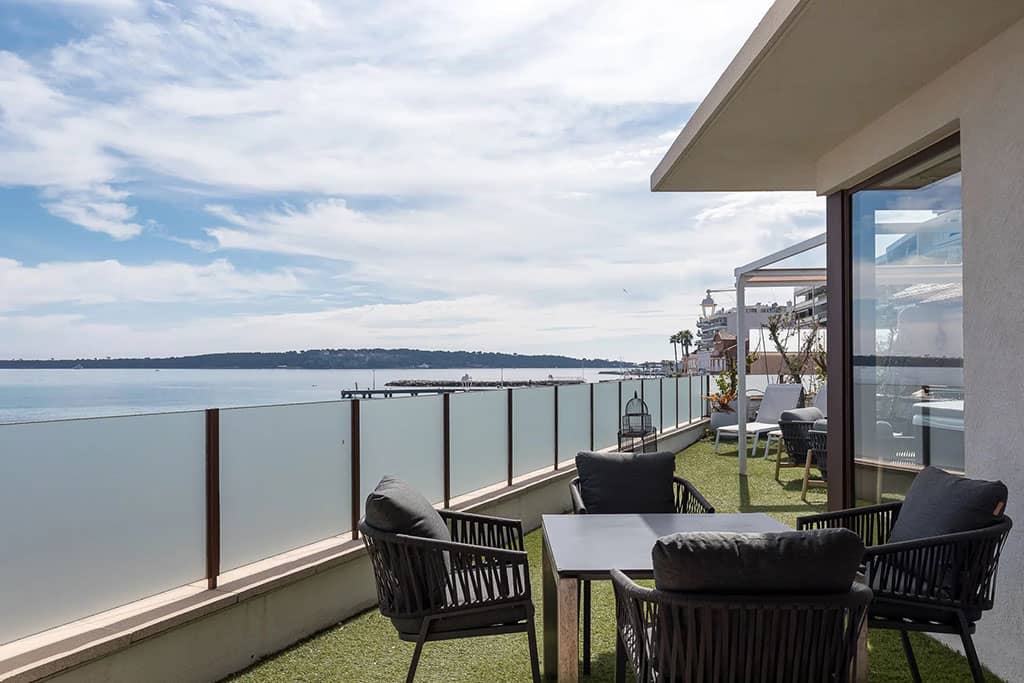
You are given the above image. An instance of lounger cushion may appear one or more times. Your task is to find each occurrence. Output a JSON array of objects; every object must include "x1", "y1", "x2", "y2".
[
  {"x1": 811, "y1": 419, "x2": 828, "y2": 432},
  {"x1": 778, "y1": 407, "x2": 824, "y2": 423},
  {"x1": 888, "y1": 467, "x2": 1008, "y2": 543},
  {"x1": 652, "y1": 529, "x2": 864, "y2": 594},
  {"x1": 575, "y1": 450, "x2": 675, "y2": 514},
  {"x1": 364, "y1": 475, "x2": 451, "y2": 541}
]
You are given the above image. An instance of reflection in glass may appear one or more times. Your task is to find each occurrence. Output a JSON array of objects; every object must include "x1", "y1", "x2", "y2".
[{"x1": 851, "y1": 145, "x2": 963, "y2": 501}]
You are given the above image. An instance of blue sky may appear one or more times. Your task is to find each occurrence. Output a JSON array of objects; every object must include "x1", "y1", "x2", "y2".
[{"x1": 0, "y1": 0, "x2": 824, "y2": 361}]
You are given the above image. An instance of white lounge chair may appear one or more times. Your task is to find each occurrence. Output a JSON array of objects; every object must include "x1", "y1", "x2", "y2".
[
  {"x1": 763, "y1": 383, "x2": 827, "y2": 458},
  {"x1": 714, "y1": 383, "x2": 805, "y2": 457}
]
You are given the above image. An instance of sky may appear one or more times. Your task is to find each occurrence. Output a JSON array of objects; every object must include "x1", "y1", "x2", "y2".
[{"x1": 0, "y1": 0, "x2": 826, "y2": 362}]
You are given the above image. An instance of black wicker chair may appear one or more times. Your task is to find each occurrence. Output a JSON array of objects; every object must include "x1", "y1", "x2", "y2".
[
  {"x1": 611, "y1": 536, "x2": 872, "y2": 683},
  {"x1": 360, "y1": 508, "x2": 541, "y2": 683},
  {"x1": 775, "y1": 408, "x2": 827, "y2": 501},
  {"x1": 569, "y1": 468, "x2": 714, "y2": 674},
  {"x1": 798, "y1": 502, "x2": 1012, "y2": 682}
]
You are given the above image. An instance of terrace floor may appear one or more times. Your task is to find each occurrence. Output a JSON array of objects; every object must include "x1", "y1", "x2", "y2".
[{"x1": 226, "y1": 437, "x2": 1004, "y2": 683}]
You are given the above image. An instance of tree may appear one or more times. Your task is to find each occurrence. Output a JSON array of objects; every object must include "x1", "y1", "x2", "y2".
[
  {"x1": 680, "y1": 329, "x2": 693, "y2": 360},
  {"x1": 765, "y1": 312, "x2": 820, "y2": 384},
  {"x1": 669, "y1": 333, "x2": 679, "y2": 373}
]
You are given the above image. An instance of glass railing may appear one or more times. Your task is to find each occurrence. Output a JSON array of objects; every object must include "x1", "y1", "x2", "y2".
[{"x1": 0, "y1": 376, "x2": 710, "y2": 645}]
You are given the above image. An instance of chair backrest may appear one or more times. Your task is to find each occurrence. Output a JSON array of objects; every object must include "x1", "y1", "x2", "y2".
[
  {"x1": 573, "y1": 450, "x2": 676, "y2": 513},
  {"x1": 614, "y1": 528, "x2": 870, "y2": 682},
  {"x1": 754, "y1": 383, "x2": 805, "y2": 423},
  {"x1": 812, "y1": 383, "x2": 827, "y2": 416}
]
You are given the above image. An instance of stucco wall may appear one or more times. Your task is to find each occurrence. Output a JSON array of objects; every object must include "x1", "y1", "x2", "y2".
[{"x1": 816, "y1": 17, "x2": 1024, "y2": 679}]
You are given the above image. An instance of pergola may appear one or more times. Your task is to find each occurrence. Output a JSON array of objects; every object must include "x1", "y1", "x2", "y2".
[{"x1": 735, "y1": 232, "x2": 826, "y2": 475}]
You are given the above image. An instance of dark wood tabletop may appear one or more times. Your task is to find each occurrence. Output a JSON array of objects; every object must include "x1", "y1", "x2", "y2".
[{"x1": 542, "y1": 512, "x2": 791, "y2": 579}]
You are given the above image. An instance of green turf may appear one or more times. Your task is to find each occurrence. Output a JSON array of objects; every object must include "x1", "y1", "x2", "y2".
[{"x1": 225, "y1": 436, "x2": 1003, "y2": 682}]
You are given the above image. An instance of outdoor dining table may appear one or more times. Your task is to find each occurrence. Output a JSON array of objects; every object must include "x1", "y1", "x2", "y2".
[{"x1": 540, "y1": 512, "x2": 869, "y2": 682}]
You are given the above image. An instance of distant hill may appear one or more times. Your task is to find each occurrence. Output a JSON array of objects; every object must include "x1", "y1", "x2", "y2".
[{"x1": 0, "y1": 349, "x2": 634, "y2": 370}]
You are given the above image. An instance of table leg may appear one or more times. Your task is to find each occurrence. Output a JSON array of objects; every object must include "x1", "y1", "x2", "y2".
[
  {"x1": 542, "y1": 534, "x2": 579, "y2": 682},
  {"x1": 855, "y1": 615, "x2": 869, "y2": 683},
  {"x1": 543, "y1": 535, "x2": 557, "y2": 679},
  {"x1": 557, "y1": 575, "x2": 579, "y2": 682}
]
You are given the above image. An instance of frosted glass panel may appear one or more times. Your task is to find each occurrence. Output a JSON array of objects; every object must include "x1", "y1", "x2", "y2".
[
  {"x1": 512, "y1": 387, "x2": 555, "y2": 478},
  {"x1": 220, "y1": 401, "x2": 351, "y2": 571},
  {"x1": 593, "y1": 381, "x2": 620, "y2": 450},
  {"x1": 557, "y1": 384, "x2": 590, "y2": 464},
  {"x1": 0, "y1": 412, "x2": 205, "y2": 645},
  {"x1": 450, "y1": 390, "x2": 508, "y2": 498},
  {"x1": 691, "y1": 376, "x2": 705, "y2": 420},
  {"x1": 360, "y1": 396, "x2": 444, "y2": 510},
  {"x1": 642, "y1": 380, "x2": 662, "y2": 433},
  {"x1": 662, "y1": 378, "x2": 677, "y2": 429},
  {"x1": 678, "y1": 377, "x2": 691, "y2": 424}
]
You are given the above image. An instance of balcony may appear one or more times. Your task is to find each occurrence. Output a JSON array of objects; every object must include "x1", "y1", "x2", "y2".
[{"x1": 223, "y1": 437, "x2": 1000, "y2": 683}]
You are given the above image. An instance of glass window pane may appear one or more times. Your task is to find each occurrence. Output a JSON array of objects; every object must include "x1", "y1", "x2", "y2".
[
  {"x1": 593, "y1": 381, "x2": 620, "y2": 450},
  {"x1": 642, "y1": 380, "x2": 662, "y2": 433},
  {"x1": 512, "y1": 387, "x2": 555, "y2": 478},
  {"x1": 449, "y1": 390, "x2": 508, "y2": 498},
  {"x1": 662, "y1": 378, "x2": 677, "y2": 429},
  {"x1": 360, "y1": 396, "x2": 444, "y2": 509},
  {"x1": 851, "y1": 145, "x2": 963, "y2": 501},
  {"x1": 220, "y1": 401, "x2": 351, "y2": 571},
  {"x1": 0, "y1": 412, "x2": 206, "y2": 644},
  {"x1": 557, "y1": 384, "x2": 591, "y2": 466}
]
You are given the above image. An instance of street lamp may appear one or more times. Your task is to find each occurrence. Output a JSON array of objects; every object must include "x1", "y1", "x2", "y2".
[{"x1": 700, "y1": 290, "x2": 717, "y2": 319}]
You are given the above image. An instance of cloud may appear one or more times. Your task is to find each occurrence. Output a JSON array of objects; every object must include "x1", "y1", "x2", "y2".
[
  {"x1": 0, "y1": 0, "x2": 829, "y2": 362},
  {"x1": 42, "y1": 185, "x2": 142, "y2": 239},
  {"x1": 0, "y1": 258, "x2": 305, "y2": 312}
]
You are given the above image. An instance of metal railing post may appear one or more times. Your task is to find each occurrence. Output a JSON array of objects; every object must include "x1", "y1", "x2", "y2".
[
  {"x1": 507, "y1": 389, "x2": 514, "y2": 486},
  {"x1": 205, "y1": 408, "x2": 220, "y2": 590},
  {"x1": 351, "y1": 399, "x2": 361, "y2": 540},
  {"x1": 589, "y1": 383, "x2": 595, "y2": 451},
  {"x1": 443, "y1": 393, "x2": 451, "y2": 507},
  {"x1": 553, "y1": 385, "x2": 559, "y2": 469}
]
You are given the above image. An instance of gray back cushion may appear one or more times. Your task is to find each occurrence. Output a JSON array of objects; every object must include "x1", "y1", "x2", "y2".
[
  {"x1": 811, "y1": 419, "x2": 828, "y2": 432},
  {"x1": 364, "y1": 475, "x2": 451, "y2": 541},
  {"x1": 888, "y1": 467, "x2": 1008, "y2": 543},
  {"x1": 779, "y1": 407, "x2": 824, "y2": 423},
  {"x1": 575, "y1": 450, "x2": 675, "y2": 514},
  {"x1": 653, "y1": 529, "x2": 864, "y2": 594}
]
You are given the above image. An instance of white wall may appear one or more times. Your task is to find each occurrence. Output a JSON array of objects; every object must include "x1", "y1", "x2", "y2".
[{"x1": 816, "y1": 16, "x2": 1024, "y2": 679}]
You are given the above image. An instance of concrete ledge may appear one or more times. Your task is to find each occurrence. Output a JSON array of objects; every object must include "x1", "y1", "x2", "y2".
[{"x1": 1, "y1": 420, "x2": 708, "y2": 683}]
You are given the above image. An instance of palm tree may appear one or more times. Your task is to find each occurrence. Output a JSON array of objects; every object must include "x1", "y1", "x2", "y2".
[
  {"x1": 669, "y1": 333, "x2": 679, "y2": 373},
  {"x1": 680, "y1": 329, "x2": 694, "y2": 366}
]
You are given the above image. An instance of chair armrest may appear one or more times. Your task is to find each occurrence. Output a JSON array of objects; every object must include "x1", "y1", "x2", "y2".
[
  {"x1": 390, "y1": 533, "x2": 532, "y2": 615},
  {"x1": 440, "y1": 509, "x2": 525, "y2": 551},
  {"x1": 862, "y1": 519, "x2": 1012, "y2": 608},
  {"x1": 796, "y1": 501, "x2": 902, "y2": 547},
  {"x1": 673, "y1": 476, "x2": 715, "y2": 513},
  {"x1": 569, "y1": 477, "x2": 588, "y2": 514}
]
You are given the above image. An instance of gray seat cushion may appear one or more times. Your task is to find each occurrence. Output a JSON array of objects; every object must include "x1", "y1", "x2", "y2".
[
  {"x1": 811, "y1": 419, "x2": 828, "y2": 432},
  {"x1": 652, "y1": 529, "x2": 864, "y2": 594},
  {"x1": 575, "y1": 450, "x2": 675, "y2": 514},
  {"x1": 888, "y1": 467, "x2": 1007, "y2": 544},
  {"x1": 364, "y1": 475, "x2": 451, "y2": 541},
  {"x1": 778, "y1": 407, "x2": 824, "y2": 423}
]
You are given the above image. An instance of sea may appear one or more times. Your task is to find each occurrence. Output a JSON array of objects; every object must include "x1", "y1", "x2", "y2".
[{"x1": 0, "y1": 368, "x2": 623, "y2": 424}]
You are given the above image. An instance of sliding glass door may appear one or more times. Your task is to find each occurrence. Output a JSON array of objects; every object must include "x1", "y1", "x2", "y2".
[{"x1": 850, "y1": 138, "x2": 963, "y2": 502}]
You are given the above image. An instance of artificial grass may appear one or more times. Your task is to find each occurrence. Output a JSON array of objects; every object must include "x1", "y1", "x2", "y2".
[{"x1": 225, "y1": 436, "x2": 1003, "y2": 682}]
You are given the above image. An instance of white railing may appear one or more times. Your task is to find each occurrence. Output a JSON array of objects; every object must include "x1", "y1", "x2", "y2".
[{"x1": 0, "y1": 376, "x2": 710, "y2": 645}]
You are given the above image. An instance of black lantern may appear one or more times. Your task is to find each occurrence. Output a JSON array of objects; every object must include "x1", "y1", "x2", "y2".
[{"x1": 620, "y1": 392, "x2": 654, "y2": 437}]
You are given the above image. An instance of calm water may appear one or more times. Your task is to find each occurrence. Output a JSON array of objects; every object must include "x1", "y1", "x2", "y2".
[{"x1": 0, "y1": 368, "x2": 621, "y2": 423}]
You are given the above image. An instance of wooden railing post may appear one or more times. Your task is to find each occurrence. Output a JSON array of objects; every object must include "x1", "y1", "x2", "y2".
[
  {"x1": 205, "y1": 408, "x2": 220, "y2": 590},
  {"x1": 443, "y1": 393, "x2": 451, "y2": 507},
  {"x1": 351, "y1": 399, "x2": 361, "y2": 540}
]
